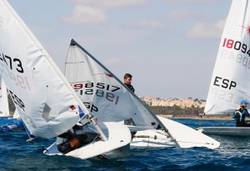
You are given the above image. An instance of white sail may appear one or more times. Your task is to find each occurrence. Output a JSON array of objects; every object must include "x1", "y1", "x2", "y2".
[
  {"x1": 65, "y1": 39, "x2": 167, "y2": 131},
  {"x1": 0, "y1": 0, "x2": 90, "y2": 138},
  {"x1": 205, "y1": 0, "x2": 250, "y2": 114},
  {"x1": 0, "y1": 78, "x2": 10, "y2": 117}
]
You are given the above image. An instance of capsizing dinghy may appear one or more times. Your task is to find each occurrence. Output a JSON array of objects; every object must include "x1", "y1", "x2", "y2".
[{"x1": 64, "y1": 39, "x2": 220, "y2": 149}]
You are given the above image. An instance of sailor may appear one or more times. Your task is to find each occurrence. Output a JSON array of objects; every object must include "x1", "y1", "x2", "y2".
[
  {"x1": 233, "y1": 100, "x2": 250, "y2": 127},
  {"x1": 57, "y1": 129, "x2": 81, "y2": 154},
  {"x1": 123, "y1": 73, "x2": 135, "y2": 93},
  {"x1": 57, "y1": 124, "x2": 98, "y2": 154}
]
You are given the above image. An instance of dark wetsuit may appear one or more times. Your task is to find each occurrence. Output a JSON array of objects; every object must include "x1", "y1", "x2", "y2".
[
  {"x1": 233, "y1": 108, "x2": 250, "y2": 127},
  {"x1": 57, "y1": 127, "x2": 99, "y2": 154},
  {"x1": 125, "y1": 83, "x2": 135, "y2": 93}
]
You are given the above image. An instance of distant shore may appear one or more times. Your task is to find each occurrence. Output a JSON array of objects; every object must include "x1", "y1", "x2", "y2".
[{"x1": 158, "y1": 114, "x2": 233, "y2": 121}]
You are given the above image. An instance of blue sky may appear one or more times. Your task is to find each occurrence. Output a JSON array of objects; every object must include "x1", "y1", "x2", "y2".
[{"x1": 10, "y1": 0, "x2": 231, "y2": 99}]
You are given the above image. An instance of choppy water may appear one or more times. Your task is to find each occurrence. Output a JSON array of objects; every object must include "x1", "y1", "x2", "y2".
[{"x1": 1, "y1": 118, "x2": 250, "y2": 171}]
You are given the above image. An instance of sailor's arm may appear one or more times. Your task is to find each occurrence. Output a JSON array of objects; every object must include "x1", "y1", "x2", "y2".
[{"x1": 245, "y1": 109, "x2": 250, "y2": 117}]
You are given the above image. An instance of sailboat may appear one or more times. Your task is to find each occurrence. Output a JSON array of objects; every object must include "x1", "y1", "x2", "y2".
[
  {"x1": 0, "y1": 77, "x2": 9, "y2": 118},
  {"x1": 64, "y1": 39, "x2": 220, "y2": 149},
  {"x1": 0, "y1": 0, "x2": 132, "y2": 160},
  {"x1": 199, "y1": 0, "x2": 250, "y2": 136}
]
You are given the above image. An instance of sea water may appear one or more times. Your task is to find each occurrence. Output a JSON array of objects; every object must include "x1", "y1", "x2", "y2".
[{"x1": 0, "y1": 118, "x2": 250, "y2": 171}]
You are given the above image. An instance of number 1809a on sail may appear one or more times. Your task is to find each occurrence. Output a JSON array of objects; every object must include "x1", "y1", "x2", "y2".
[{"x1": 222, "y1": 38, "x2": 250, "y2": 56}]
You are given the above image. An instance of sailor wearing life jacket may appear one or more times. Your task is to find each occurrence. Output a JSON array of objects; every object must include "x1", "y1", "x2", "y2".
[
  {"x1": 233, "y1": 100, "x2": 250, "y2": 127},
  {"x1": 57, "y1": 124, "x2": 99, "y2": 154}
]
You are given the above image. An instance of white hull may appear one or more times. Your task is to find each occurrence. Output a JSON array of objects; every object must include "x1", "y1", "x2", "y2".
[
  {"x1": 198, "y1": 127, "x2": 250, "y2": 137},
  {"x1": 44, "y1": 122, "x2": 131, "y2": 160},
  {"x1": 131, "y1": 129, "x2": 176, "y2": 149},
  {"x1": 0, "y1": 115, "x2": 10, "y2": 118},
  {"x1": 131, "y1": 116, "x2": 220, "y2": 149}
]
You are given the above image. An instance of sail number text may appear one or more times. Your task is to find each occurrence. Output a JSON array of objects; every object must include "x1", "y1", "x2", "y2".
[
  {"x1": 222, "y1": 38, "x2": 250, "y2": 56},
  {"x1": 213, "y1": 76, "x2": 237, "y2": 90},
  {"x1": 8, "y1": 89, "x2": 25, "y2": 112},
  {"x1": 83, "y1": 102, "x2": 98, "y2": 112},
  {"x1": 0, "y1": 53, "x2": 24, "y2": 73},
  {"x1": 72, "y1": 82, "x2": 120, "y2": 104}
]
